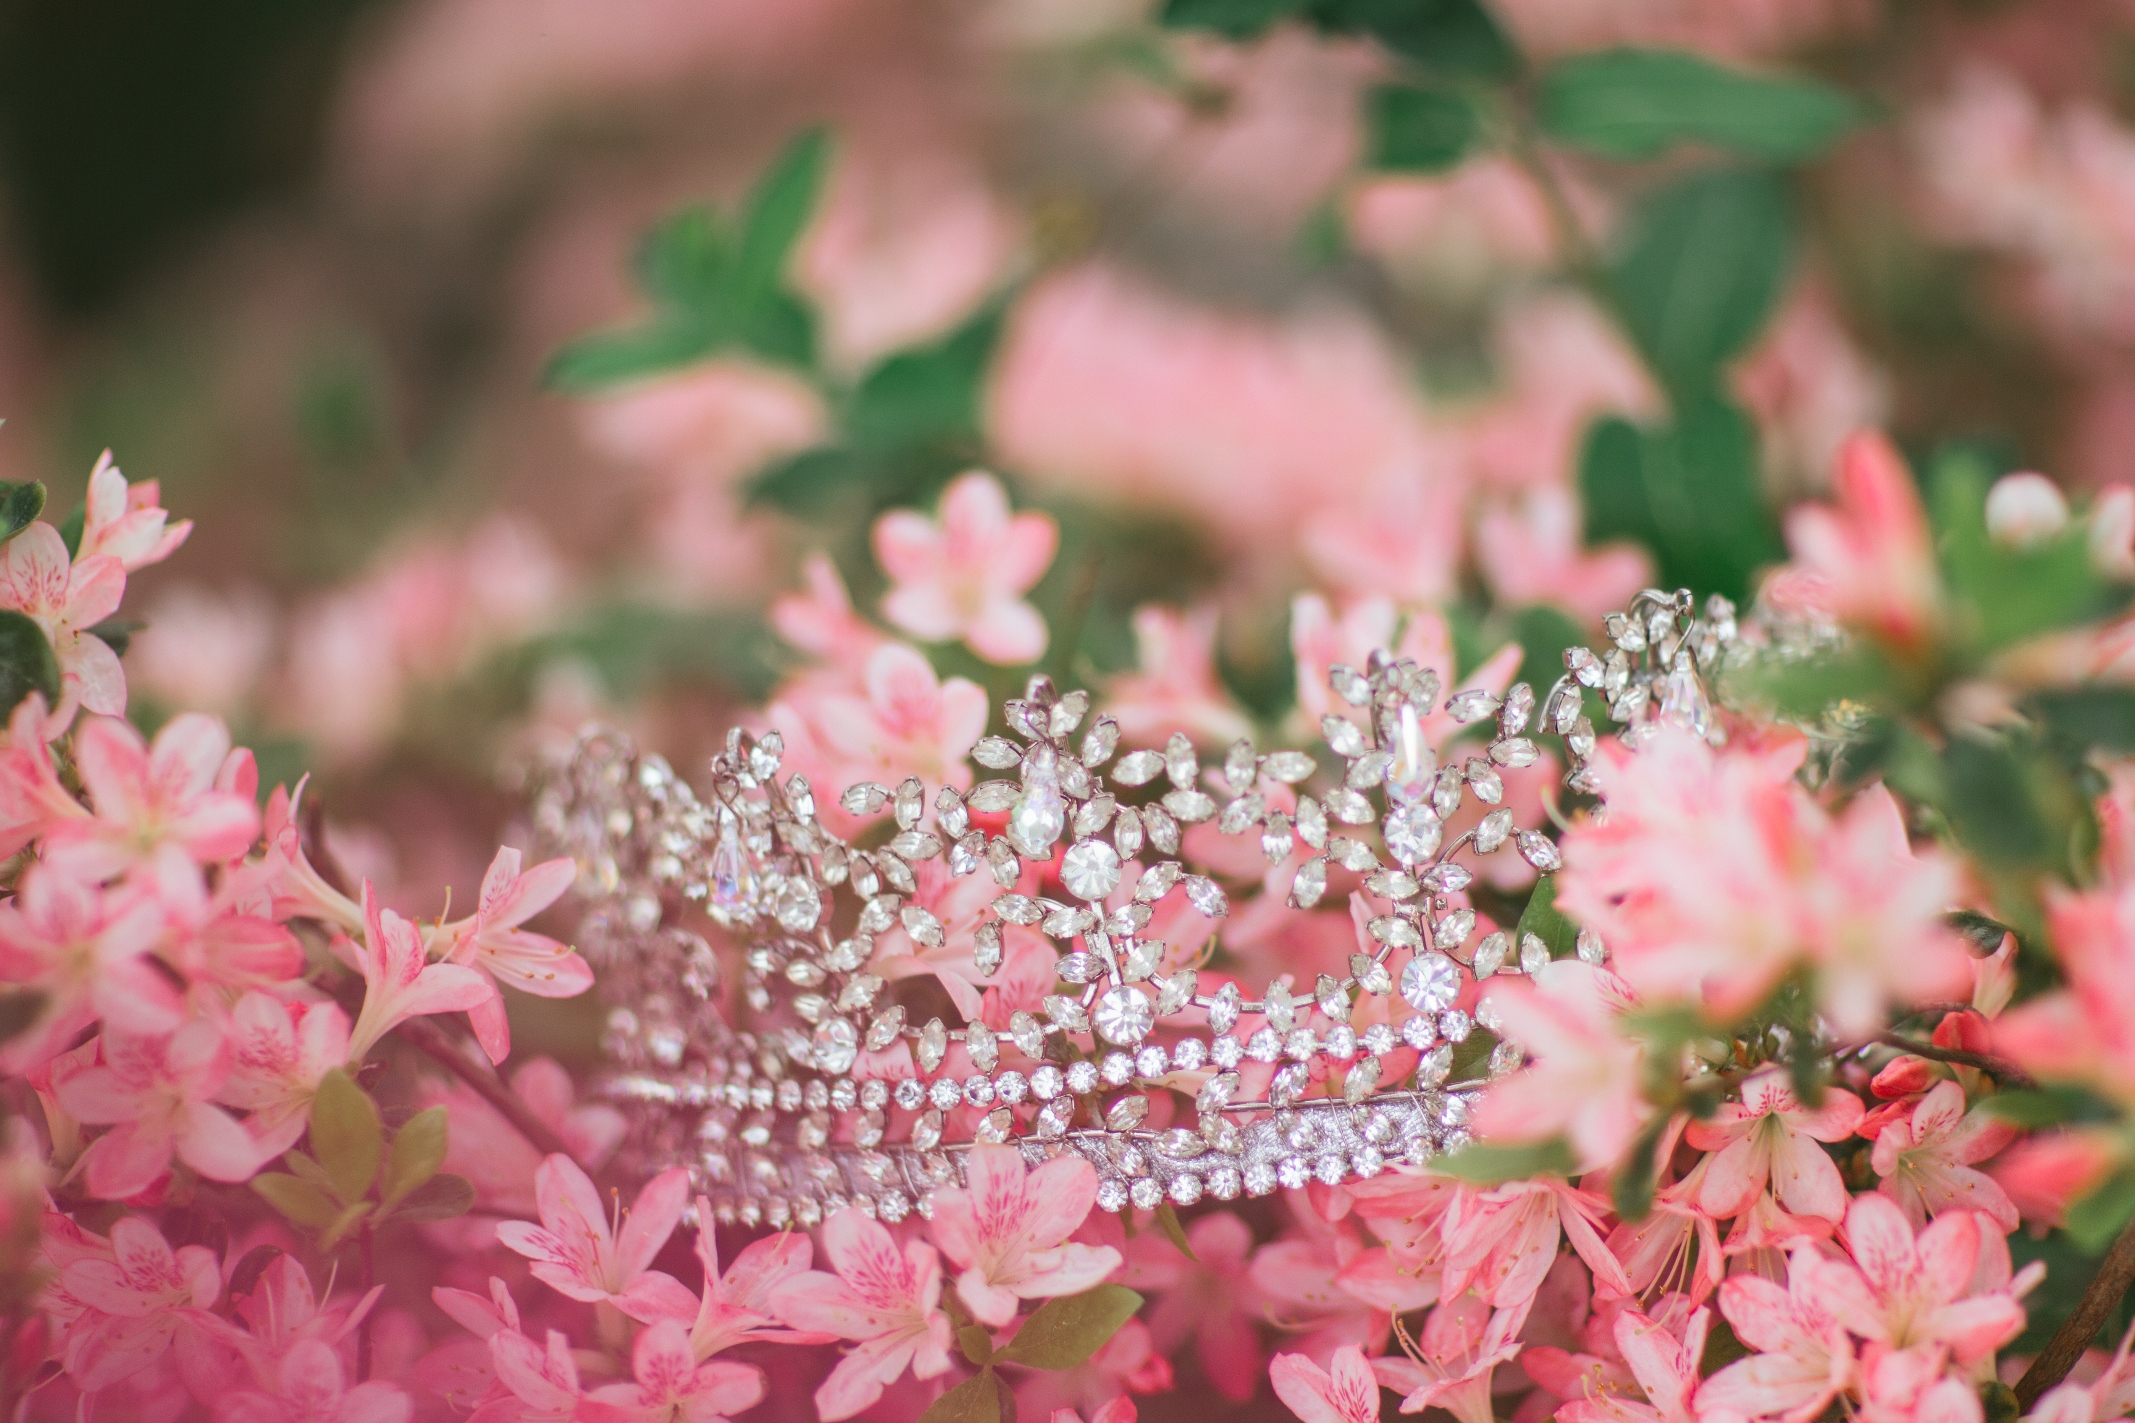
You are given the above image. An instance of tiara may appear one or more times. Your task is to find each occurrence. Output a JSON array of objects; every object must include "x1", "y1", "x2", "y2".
[{"x1": 526, "y1": 587, "x2": 1740, "y2": 1230}]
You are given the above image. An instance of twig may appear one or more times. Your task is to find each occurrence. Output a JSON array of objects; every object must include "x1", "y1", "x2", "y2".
[
  {"x1": 1872, "y1": 1032, "x2": 2037, "y2": 1091},
  {"x1": 2017, "y1": 1215, "x2": 2135, "y2": 1407},
  {"x1": 396, "y1": 1017, "x2": 578, "y2": 1165}
]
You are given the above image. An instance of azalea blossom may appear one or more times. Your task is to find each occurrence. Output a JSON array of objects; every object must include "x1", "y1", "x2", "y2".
[
  {"x1": 216, "y1": 993, "x2": 354, "y2": 1160},
  {"x1": 1271, "y1": 1343, "x2": 1385, "y2": 1423},
  {"x1": 1369, "y1": 1292, "x2": 1528, "y2": 1423},
  {"x1": 1103, "y1": 605, "x2": 1254, "y2": 748},
  {"x1": 1700, "y1": 1247, "x2": 1857, "y2": 1423},
  {"x1": 928, "y1": 1143, "x2": 1122, "y2": 1326},
  {"x1": 0, "y1": 863, "x2": 179, "y2": 1073},
  {"x1": 76, "y1": 451, "x2": 192, "y2": 572},
  {"x1": 1438, "y1": 1176, "x2": 1632, "y2": 1311},
  {"x1": 1122, "y1": 1209, "x2": 1267, "y2": 1402},
  {"x1": 577, "y1": 1318, "x2": 764, "y2": 1423},
  {"x1": 873, "y1": 470, "x2": 1057, "y2": 664},
  {"x1": 477, "y1": 1326, "x2": 585, "y2": 1423},
  {"x1": 1473, "y1": 960, "x2": 1650, "y2": 1173},
  {"x1": 1869, "y1": 1080, "x2": 2020, "y2": 1231},
  {"x1": 494, "y1": 1155, "x2": 693, "y2": 1320},
  {"x1": 216, "y1": 1337, "x2": 413, "y2": 1423},
  {"x1": 771, "y1": 641, "x2": 987, "y2": 793},
  {"x1": 55, "y1": 1214, "x2": 221, "y2": 1393},
  {"x1": 1806, "y1": 1195, "x2": 2032, "y2": 1365},
  {"x1": 1556, "y1": 1306, "x2": 1714, "y2": 1423},
  {"x1": 42, "y1": 712, "x2": 261, "y2": 882},
  {"x1": 1768, "y1": 430, "x2": 1943, "y2": 651},
  {"x1": 0, "y1": 522, "x2": 128, "y2": 717},
  {"x1": 665, "y1": 1196, "x2": 831, "y2": 1358},
  {"x1": 437, "y1": 845, "x2": 591, "y2": 1064},
  {"x1": 767, "y1": 1205, "x2": 954, "y2": 1422},
  {"x1": 342, "y1": 882, "x2": 492, "y2": 1063},
  {"x1": 55, "y1": 1023, "x2": 266, "y2": 1199},
  {"x1": 1687, "y1": 1067, "x2": 1864, "y2": 1222}
]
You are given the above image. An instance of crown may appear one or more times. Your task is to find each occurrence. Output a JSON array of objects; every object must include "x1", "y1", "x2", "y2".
[{"x1": 526, "y1": 587, "x2": 1740, "y2": 1230}]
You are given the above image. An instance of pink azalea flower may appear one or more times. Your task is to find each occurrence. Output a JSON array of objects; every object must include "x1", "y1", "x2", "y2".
[
  {"x1": 873, "y1": 471, "x2": 1057, "y2": 665},
  {"x1": 1806, "y1": 1195, "x2": 2030, "y2": 1365},
  {"x1": 439, "y1": 846, "x2": 590, "y2": 1064},
  {"x1": 1556, "y1": 1306, "x2": 1714, "y2": 1423},
  {"x1": 1248, "y1": 1201, "x2": 1388, "y2": 1362},
  {"x1": 1369, "y1": 1292, "x2": 1528, "y2": 1423},
  {"x1": 1122, "y1": 1209, "x2": 1267, "y2": 1402},
  {"x1": 216, "y1": 1337, "x2": 412, "y2": 1423},
  {"x1": 1855, "y1": 1344, "x2": 1983, "y2": 1423},
  {"x1": 767, "y1": 1205, "x2": 954, "y2": 1422},
  {"x1": 1439, "y1": 1176, "x2": 1632, "y2": 1311},
  {"x1": 342, "y1": 883, "x2": 492, "y2": 1063},
  {"x1": 867, "y1": 858, "x2": 1044, "y2": 1023},
  {"x1": 770, "y1": 553, "x2": 886, "y2": 680},
  {"x1": 217, "y1": 992, "x2": 354, "y2": 1160},
  {"x1": 1768, "y1": 431, "x2": 1943, "y2": 651},
  {"x1": 204, "y1": 1252, "x2": 385, "y2": 1403},
  {"x1": 257, "y1": 779, "x2": 364, "y2": 935},
  {"x1": 1297, "y1": 450, "x2": 1467, "y2": 608},
  {"x1": 1102, "y1": 605, "x2": 1254, "y2": 749},
  {"x1": 1473, "y1": 487, "x2": 1653, "y2": 624},
  {"x1": 929, "y1": 1144, "x2": 1121, "y2": 1326},
  {"x1": 0, "y1": 692, "x2": 91, "y2": 856},
  {"x1": 1011, "y1": 1315, "x2": 1173, "y2": 1420},
  {"x1": 427, "y1": 1057, "x2": 626, "y2": 1221},
  {"x1": 1686, "y1": 1067, "x2": 1864, "y2": 1222},
  {"x1": 577, "y1": 1318, "x2": 764, "y2": 1423},
  {"x1": 664, "y1": 1196, "x2": 832, "y2": 1357},
  {"x1": 1049, "y1": 1402, "x2": 1137, "y2": 1423},
  {"x1": 1473, "y1": 961, "x2": 1651, "y2": 1174},
  {"x1": 1270, "y1": 1343, "x2": 1384, "y2": 1423},
  {"x1": 1870, "y1": 1080, "x2": 2020, "y2": 1232},
  {"x1": 0, "y1": 522, "x2": 127, "y2": 716},
  {"x1": 0, "y1": 863, "x2": 178, "y2": 1073},
  {"x1": 141, "y1": 852, "x2": 304, "y2": 994},
  {"x1": 494, "y1": 1155, "x2": 693, "y2": 1320},
  {"x1": 770, "y1": 641, "x2": 987, "y2": 793},
  {"x1": 1699, "y1": 1247, "x2": 1856, "y2": 1423},
  {"x1": 77, "y1": 451, "x2": 192, "y2": 571},
  {"x1": 56, "y1": 1023, "x2": 266, "y2": 1199},
  {"x1": 1995, "y1": 883, "x2": 2135, "y2": 1103},
  {"x1": 57, "y1": 1214, "x2": 220, "y2": 1393},
  {"x1": 42, "y1": 712, "x2": 261, "y2": 882},
  {"x1": 477, "y1": 1327, "x2": 584, "y2": 1423}
]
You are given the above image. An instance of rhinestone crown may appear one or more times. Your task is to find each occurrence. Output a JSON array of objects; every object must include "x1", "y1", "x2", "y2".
[{"x1": 528, "y1": 588, "x2": 1738, "y2": 1229}]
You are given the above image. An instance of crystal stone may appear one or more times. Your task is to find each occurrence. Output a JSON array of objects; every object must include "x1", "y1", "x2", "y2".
[{"x1": 1400, "y1": 951, "x2": 1461, "y2": 1014}]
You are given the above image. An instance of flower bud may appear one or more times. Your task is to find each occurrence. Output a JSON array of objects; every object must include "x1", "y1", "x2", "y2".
[{"x1": 1984, "y1": 471, "x2": 2068, "y2": 547}]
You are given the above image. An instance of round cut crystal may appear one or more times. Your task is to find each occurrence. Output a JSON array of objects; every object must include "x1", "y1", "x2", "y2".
[
  {"x1": 1093, "y1": 984, "x2": 1154, "y2": 1044},
  {"x1": 1061, "y1": 839, "x2": 1122, "y2": 901},
  {"x1": 1382, "y1": 805, "x2": 1443, "y2": 865},
  {"x1": 1400, "y1": 952, "x2": 1461, "y2": 1014}
]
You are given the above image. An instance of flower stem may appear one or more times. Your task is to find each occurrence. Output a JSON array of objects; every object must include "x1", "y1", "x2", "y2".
[
  {"x1": 1870, "y1": 1032, "x2": 2037, "y2": 1091},
  {"x1": 396, "y1": 1017, "x2": 579, "y2": 1165},
  {"x1": 2016, "y1": 1214, "x2": 2135, "y2": 1408}
]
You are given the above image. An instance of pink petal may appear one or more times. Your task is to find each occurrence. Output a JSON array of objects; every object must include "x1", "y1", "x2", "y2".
[
  {"x1": 615, "y1": 1167, "x2": 691, "y2": 1281},
  {"x1": 965, "y1": 597, "x2": 1048, "y2": 665},
  {"x1": 871, "y1": 511, "x2": 945, "y2": 584},
  {"x1": 813, "y1": 1330, "x2": 915, "y2": 1422},
  {"x1": 81, "y1": 1121, "x2": 175, "y2": 1199},
  {"x1": 881, "y1": 585, "x2": 965, "y2": 643},
  {"x1": 73, "y1": 715, "x2": 151, "y2": 825},
  {"x1": 988, "y1": 515, "x2": 1059, "y2": 595},
  {"x1": 150, "y1": 713, "x2": 232, "y2": 801},
  {"x1": 938, "y1": 473, "x2": 1013, "y2": 544}
]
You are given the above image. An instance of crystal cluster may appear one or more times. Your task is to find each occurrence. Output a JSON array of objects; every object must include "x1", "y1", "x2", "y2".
[{"x1": 526, "y1": 590, "x2": 1736, "y2": 1227}]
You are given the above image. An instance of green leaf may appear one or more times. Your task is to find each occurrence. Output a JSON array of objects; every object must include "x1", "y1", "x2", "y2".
[
  {"x1": 1941, "y1": 737, "x2": 2054, "y2": 872},
  {"x1": 1308, "y1": 0, "x2": 1518, "y2": 80},
  {"x1": 0, "y1": 482, "x2": 46, "y2": 543},
  {"x1": 381, "y1": 1106, "x2": 448, "y2": 1212},
  {"x1": 1612, "y1": 1114, "x2": 1673, "y2": 1223},
  {"x1": 957, "y1": 1324, "x2": 995, "y2": 1367},
  {"x1": 1611, "y1": 168, "x2": 1794, "y2": 394},
  {"x1": 1982, "y1": 1381, "x2": 2021, "y2": 1423},
  {"x1": 1932, "y1": 459, "x2": 2124, "y2": 654},
  {"x1": 633, "y1": 207, "x2": 729, "y2": 312},
  {"x1": 1538, "y1": 48, "x2": 1858, "y2": 162},
  {"x1": 1435, "y1": 1138, "x2": 1578, "y2": 1184},
  {"x1": 387, "y1": 1173, "x2": 477, "y2": 1223},
  {"x1": 88, "y1": 617, "x2": 144, "y2": 660},
  {"x1": 730, "y1": 130, "x2": 832, "y2": 311},
  {"x1": 2067, "y1": 1168, "x2": 2135, "y2": 1253},
  {"x1": 1979, "y1": 1087, "x2": 2117, "y2": 1129},
  {"x1": 544, "y1": 324, "x2": 719, "y2": 393},
  {"x1": 2033, "y1": 688, "x2": 2135, "y2": 754},
  {"x1": 309, "y1": 1069, "x2": 382, "y2": 1206},
  {"x1": 844, "y1": 303, "x2": 1004, "y2": 450},
  {"x1": 0, "y1": 990, "x2": 46, "y2": 1047},
  {"x1": 999, "y1": 1285, "x2": 1145, "y2": 1370},
  {"x1": 1157, "y1": 0, "x2": 1308, "y2": 37},
  {"x1": 1368, "y1": 83, "x2": 1481, "y2": 172},
  {"x1": 1514, "y1": 874, "x2": 1580, "y2": 961},
  {"x1": 251, "y1": 1173, "x2": 342, "y2": 1229},
  {"x1": 0, "y1": 610, "x2": 61, "y2": 718},
  {"x1": 1152, "y1": 1202, "x2": 1197, "y2": 1261},
  {"x1": 1945, "y1": 909, "x2": 2018, "y2": 956},
  {"x1": 918, "y1": 1367, "x2": 1006, "y2": 1423}
]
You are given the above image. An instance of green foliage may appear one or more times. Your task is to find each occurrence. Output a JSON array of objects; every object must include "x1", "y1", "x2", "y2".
[
  {"x1": 546, "y1": 129, "x2": 830, "y2": 389},
  {"x1": 999, "y1": 1285, "x2": 1146, "y2": 1369},
  {"x1": 381, "y1": 1106, "x2": 448, "y2": 1213},
  {"x1": 0, "y1": 482, "x2": 46, "y2": 543},
  {"x1": 253, "y1": 1074, "x2": 470, "y2": 1248},
  {"x1": 1158, "y1": 0, "x2": 1518, "y2": 80},
  {"x1": 1514, "y1": 873, "x2": 1580, "y2": 961},
  {"x1": 1538, "y1": 49, "x2": 1858, "y2": 162},
  {"x1": 2032, "y1": 687, "x2": 2135, "y2": 755},
  {"x1": 918, "y1": 1368, "x2": 1012, "y2": 1423},
  {"x1": 1930, "y1": 457, "x2": 2126, "y2": 656},
  {"x1": 1983, "y1": 1382, "x2": 2021, "y2": 1423},
  {"x1": 1151, "y1": 1202, "x2": 1198, "y2": 1260},
  {"x1": 1368, "y1": 83, "x2": 1482, "y2": 171},
  {"x1": 1612, "y1": 1114, "x2": 1672, "y2": 1222},
  {"x1": 1156, "y1": 0, "x2": 1303, "y2": 37},
  {"x1": 1611, "y1": 168, "x2": 1795, "y2": 395},
  {"x1": 2066, "y1": 1167, "x2": 2135, "y2": 1253},
  {"x1": 1579, "y1": 393, "x2": 1784, "y2": 603},
  {"x1": 0, "y1": 611, "x2": 62, "y2": 718},
  {"x1": 1436, "y1": 1137, "x2": 1578, "y2": 1183},
  {"x1": 1978, "y1": 1086, "x2": 2119, "y2": 1129},
  {"x1": 309, "y1": 1068, "x2": 382, "y2": 1204}
]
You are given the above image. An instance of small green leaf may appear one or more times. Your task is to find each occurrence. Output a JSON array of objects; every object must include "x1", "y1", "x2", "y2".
[
  {"x1": 1157, "y1": 0, "x2": 1307, "y2": 38},
  {"x1": 731, "y1": 129, "x2": 832, "y2": 310},
  {"x1": 1978, "y1": 1087, "x2": 2117, "y2": 1129},
  {"x1": 1612, "y1": 1115, "x2": 1672, "y2": 1223},
  {"x1": 56, "y1": 505, "x2": 84, "y2": 558},
  {"x1": 917, "y1": 1366, "x2": 1006, "y2": 1423},
  {"x1": 251, "y1": 1173, "x2": 342, "y2": 1229},
  {"x1": 87, "y1": 618, "x2": 143, "y2": 660},
  {"x1": 999, "y1": 1285, "x2": 1145, "y2": 1370},
  {"x1": 0, "y1": 611, "x2": 61, "y2": 718},
  {"x1": 957, "y1": 1324, "x2": 995, "y2": 1367},
  {"x1": 1435, "y1": 1138, "x2": 1578, "y2": 1184},
  {"x1": 844, "y1": 303, "x2": 1004, "y2": 450},
  {"x1": 634, "y1": 207, "x2": 729, "y2": 312},
  {"x1": 381, "y1": 1106, "x2": 449, "y2": 1211},
  {"x1": 309, "y1": 1069, "x2": 382, "y2": 1206},
  {"x1": 386, "y1": 1173, "x2": 476, "y2": 1223},
  {"x1": 1945, "y1": 909, "x2": 2017, "y2": 956},
  {"x1": 1982, "y1": 1381, "x2": 2021, "y2": 1423},
  {"x1": 1539, "y1": 48, "x2": 1858, "y2": 163},
  {"x1": 1308, "y1": 0, "x2": 1518, "y2": 81},
  {"x1": 1152, "y1": 1202, "x2": 1197, "y2": 1261},
  {"x1": 0, "y1": 990, "x2": 47, "y2": 1047},
  {"x1": 1611, "y1": 168, "x2": 1795, "y2": 393},
  {"x1": 1514, "y1": 875, "x2": 1579, "y2": 961},
  {"x1": 2067, "y1": 1169, "x2": 2135, "y2": 1253},
  {"x1": 0, "y1": 482, "x2": 46, "y2": 543},
  {"x1": 227, "y1": 1245, "x2": 284, "y2": 1300},
  {"x1": 2032, "y1": 688, "x2": 2135, "y2": 754},
  {"x1": 1368, "y1": 83, "x2": 1481, "y2": 172}
]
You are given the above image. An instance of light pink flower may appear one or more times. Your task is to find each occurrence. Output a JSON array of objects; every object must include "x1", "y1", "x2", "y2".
[
  {"x1": 1121, "y1": 1209, "x2": 1265, "y2": 1403},
  {"x1": 342, "y1": 883, "x2": 492, "y2": 1062},
  {"x1": 206, "y1": 1252, "x2": 383, "y2": 1395},
  {"x1": 579, "y1": 359, "x2": 824, "y2": 491},
  {"x1": 1996, "y1": 883, "x2": 2135, "y2": 1104},
  {"x1": 0, "y1": 692, "x2": 91, "y2": 856},
  {"x1": 1370, "y1": 1292, "x2": 1528, "y2": 1423},
  {"x1": 873, "y1": 472, "x2": 1055, "y2": 665},
  {"x1": 57, "y1": 1023, "x2": 266, "y2": 1199},
  {"x1": 1438, "y1": 1176, "x2": 1632, "y2": 1311},
  {"x1": 216, "y1": 1337, "x2": 412, "y2": 1423},
  {"x1": 771, "y1": 642, "x2": 987, "y2": 793},
  {"x1": 439, "y1": 846, "x2": 589, "y2": 1064},
  {"x1": 1870, "y1": 1080, "x2": 2020, "y2": 1232},
  {"x1": 1473, "y1": 961, "x2": 1651, "y2": 1174},
  {"x1": 476, "y1": 1325, "x2": 583, "y2": 1423},
  {"x1": 929, "y1": 1144, "x2": 1120, "y2": 1326},
  {"x1": 577, "y1": 1318, "x2": 764, "y2": 1423},
  {"x1": 57, "y1": 1214, "x2": 220, "y2": 1392},
  {"x1": 130, "y1": 583, "x2": 275, "y2": 717},
  {"x1": 1298, "y1": 448, "x2": 1467, "y2": 607},
  {"x1": 494, "y1": 1155, "x2": 693, "y2": 1320},
  {"x1": 1248, "y1": 1202, "x2": 1388, "y2": 1362},
  {"x1": 1768, "y1": 431, "x2": 1943, "y2": 651},
  {"x1": 663, "y1": 1195, "x2": 831, "y2": 1358},
  {"x1": 1272, "y1": 1344, "x2": 1383, "y2": 1423},
  {"x1": 1011, "y1": 1315, "x2": 1173, "y2": 1420},
  {"x1": 1557, "y1": 1307, "x2": 1714, "y2": 1423},
  {"x1": 1687, "y1": 1067, "x2": 1864, "y2": 1222},
  {"x1": 867, "y1": 858, "x2": 1045, "y2": 1022},
  {"x1": 1807, "y1": 1195, "x2": 2030, "y2": 1365},
  {"x1": 767, "y1": 1205, "x2": 954, "y2": 1421},
  {"x1": 217, "y1": 993, "x2": 353, "y2": 1160},
  {"x1": 1733, "y1": 280, "x2": 1891, "y2": 498},
  {"x1": 1700, "y1": 1246, "x2": 1856, "y2": 1423},
  {"x1": 43, "y1": 712, "x2": 261, "y2": 882},
  {"x1": 770, "y1": 553, "x2": 885, "y2": 679},
  {"x1": 257, "y1": 779, "x2": 364, "y2": 935},
  {"x1": 1856, "y1": 1344, "x2": 1984, "y2": 1423},
  {"x1": 1459, "y1": 292, "x2": 1658, "y2": 494},
  {"x1": 1102, "y1": 605, "x2": 1254, "y2": 749},
  {"x1": 1473, "y1": 487, "x2": 1653, "y2": 624},
  {"x1": 0, "y1": 864, "x2": 178, "y2": 1073},
  {"x1": 427, "y1": 1057, "x2": 626, "y2": 1220},
  {"x1": 77, "y1": 451, "x2": 192, "y2": 571},
  {"x1": 0, "y1": 522, "x2": 127, "y2": 716}
]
